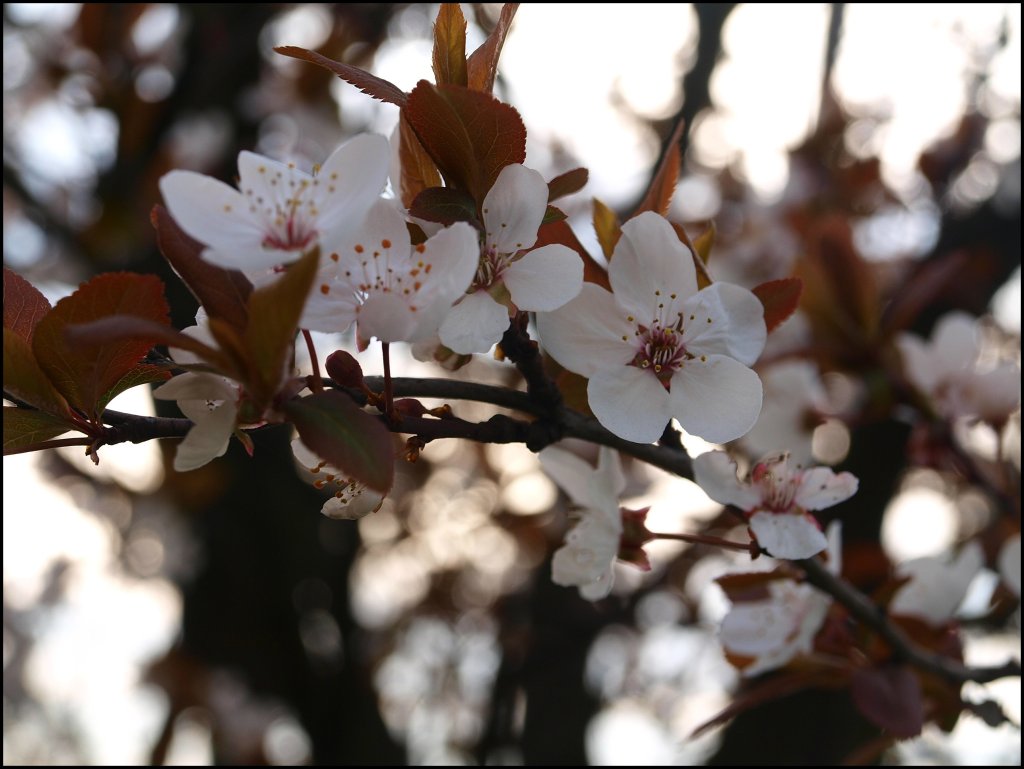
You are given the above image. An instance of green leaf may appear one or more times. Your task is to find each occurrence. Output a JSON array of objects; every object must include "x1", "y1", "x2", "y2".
[
  {"x1": 285, "y1": 391, "x2": 394, "y2": 492},
  {"x1": 752, "y1": 278, "x2": 803, "y2": 333},
  {"x1": 404, "y1": 80, "x2": 526, "y2": 204},
  {"x1": 467, "y1": 3, "x2": 519, "y2": 93},
  {"x1": 432, "y1": 3, "x2": 468, "y2": 87},
  {"x1": 98, "y1": 363, "x2": 172, "y2": 414},
  {"x1": 3, "y1": 328, "x2": 72, "y2": 418},
  {"x1": 547, "y1": 167, "x2": 588, "y2": 202},
  {"x1": 244, "y1": 247, "x2": 319, "y2": 406},
  {"x1": 592, "y1": 198, "x2": 621, "y2": 261},
  {"x1": 3, "y1": 267, "x2": 51, "y2": 342},
  {"x1": 152, "y1": 205, "x2": 252, "y2": 334},
  {"x1": 397, "y1": 113, "x2": 443, "y2": 208},
  {"x1": 32, "y1": 273, "x2": 171, "y2": 418},
  {"x1": 3, "y1": 407, "x2": 77, "y2": 454},
  {"x1": 274, "y1": 46, "x2": 408, "y2": 107},
  {"x1": 409, "y1": 187, "x2": 480, "y2": 225}
]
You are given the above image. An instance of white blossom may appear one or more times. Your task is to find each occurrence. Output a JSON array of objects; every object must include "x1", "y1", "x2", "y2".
[
  {"x1": 537, "y1": 212, "x2": 766, "y2": 444},
  {"x1": 291, "y1": 437, "x2": 384, "y2": 520},
  {"x1": 694, "y1": 451, "x2": 858, "y2": 559}
]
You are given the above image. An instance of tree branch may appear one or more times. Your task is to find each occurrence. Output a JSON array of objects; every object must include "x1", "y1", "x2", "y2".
[{"x1": 797, "y1": 555, "x2": 1021, "y2": 685}]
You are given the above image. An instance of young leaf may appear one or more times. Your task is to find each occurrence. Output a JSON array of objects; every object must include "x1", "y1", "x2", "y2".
[
  {"x1": 4, "y1": 267, "x2": 51, "y2": 342},
  {"x1": 633, "y1": 118, "x2": 684, "y2": 217},
  {"x1": 467, "y1": 3, "x2": 519, "y2": 93},
  {"x1": 404, "y1": 80, "x2": 526, "y2": 204},
  {"x1": 670, "y1": 221, "x2": 713, "y2": 290},
  {"x1": 432, "y1": 3, "x2": 468, "y2": 87},
  {"x1": 692, "y1": 222, "x2": 716, "y2": 265},
  {"x1": 397, "y1": 113, "x2": 443, "y2": 208},
  {"x1": 409, "y1": 187, "x2": 479, "y2": 226},
  {"x1": 285, "y1": 391, "x2": 394, "y2": 492},
  {"x1": 752, "y1": 278, "x2": 803, "y2": 333},
  {"x1": 3, "y1": 328, "x2": 72, "y2": 418},
  {"x1": 547, "y1": 168, "x2": 589, "y2": 202},
  {"x1": 3, "y1": 407, "x2": 76, "y2": 454},
  {"x1": 152, "y1": 205, "x2": 252, "y2": 334},
  {"x1": 244, "y1": 247, "x2": 319, "y2": 404},
  {"x1": 541, "y1": 205, "x2": 567, "y2": 225},
  {"x1": 274, "y1": 47, "x2": 408, "y2": 107},
  {"x1": 592, "y1": 198, "x2": 621, "y2": 260},
  {"x1": 32, "y1": 273, "x2": 171, "y2": 418}
]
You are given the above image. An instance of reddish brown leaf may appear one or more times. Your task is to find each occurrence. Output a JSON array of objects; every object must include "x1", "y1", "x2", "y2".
[
  {"x1": 33, "y1": 273, "x2": 171, "y2": 419},
  {"x1": 466, "y1": 3, "x2": 519, "y2": 93},
  {"x1": 285, "y1": 391, "x2": 395, "y2": 492},
  {"x1": 152, "y1": 205, "x2": 252, "y2": 334},
  {"x1": 244, "y1": 247, "x2": 319, "y2": 406},
  {"x1": 547, "y1": 167, "x2": 589, "y2": 202},
  {"x1": 274, "y1": 46, "x2": 407, "y2": 107},
  {"x1": 534, "y1": 219, "x2": 609, "y2": 291},
  {"x1": 690, "y1": 669, "x2": 841, "y2": 739},
  {"x1": 404, "y1": 80, "x2": 526, "y2": 204},
  {"x1": 753, "y1": 277, "x2": 803, "y2": 334},
  {"x1": 592, "y1": 198, "x2": 621, "y2": 260},
  {"x1": 3, "y1": 328, "x2": 72, "y2": 418},
  {"x1": 100, "y1": 363, "x2": 171, "y2": 413},
  {"x1": 409, "y1": 186, "x2": 479, "y2": 225},
  {"x1": 397, "y1": 113, "x2": 443, "y2": 208},
  {"x1": 432, "y1": 3, "x2": 468, "y2": 87},
  {"x1": 3, "y1": 407, "x2": 77, "y2": 454},
  {"x1": 633, "y1": 118, "x2": 684, "y2": 217},
  {"x1": 3, "y1": 268, "x2": 51, "y2": 342},
  {"x1": 850, "y1": 666, "x2": 925, "y2": 739},
  {"x1": 66, "y1": 315, "x2": 234, "y2": 377},
  {"x1": 541, "y1": 205, "x2": 567, "y2": 225}
]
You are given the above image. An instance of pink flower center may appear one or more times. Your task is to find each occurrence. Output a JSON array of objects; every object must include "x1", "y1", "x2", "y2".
[
  {"x1": 630, "y1": 323, "x2": 687, "y2": 386},
  {"x1": 261, "y1": 212, "x2": 317, "y2": 252},
  {"x1": 472, "y1": 245, "x2": 512, "y2": 291},
  {"x1": 752, "y1": 458, "x2": 801, "y2": 512}
]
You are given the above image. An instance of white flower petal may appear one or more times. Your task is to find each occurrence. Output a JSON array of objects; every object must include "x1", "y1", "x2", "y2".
[
  {"x1": 588, "y1": 366, "x2": 672, "y2": 444},
  {"x1": 749, "y1": 511, "x2": 829, "y2": 559},
  {"x1": 482, "y1": 164, "x2": 547, "y2": 254},
  {"x1": 720, "y1": 597, "x2": 801, "y2": 657},
  {"x1": 889, "y1": 542, "x2": 984, "y2": 625},
  {"x1": 536, "y1": 284, "x2": 634, "y2": 377},
  {"x1": 539, "y1": 447, "x2": 602, "y2": 510},
  {"x1": 173, "y1": 399, "x2": 238, "y2": 472},
  {"x1": 692, "y1": 451, "x2": 761, "y2": 510},
  {"x1": 610, "y1": 212, "x2": 698, "y2": 317},
  {"x1": 595, "y1": 446, "x2": 627, "y2": 500},
  {"x1": 153, "y1": 372, "x2": 235, "y2": 402},
  {"x1": 669, "y1": 354, "x2": 763, "y2": 444},
  {"x1": 680, "y1": 282, "x2": 766, "y2": 366},
  {"x1": 579, "y1": 569, "x2": 615, "y2": 601},
  {"x1": 931, "y1": 312, "x2": 980, "y2": 373},
  {"x1": 502, "y1": 244, "x2": 583, "y2": 311},
  {"x1": 552, "y1": 513, "x2": 620, "y2": 600},
  {"x1": 794, "y1": 467, "x2": 858, "y2": 510},
  {"x1": 438, "y1": 290, "x2": 510, "y2": 353},
  {"x1": 159, "y1": 171, "x2": 268, "y2": 266},
  {"x1": 358, "y1": 292, "x2": 420, "y2": 344},
  {"x1": 322, "y1": 487, "x2": 384, "y2": 520},
  {"x1": 416, "y1": 221, "x2": 481, "y2": 305},
  {"x1": 314, "y1": 134, "x2": 390, "y2": 237}
]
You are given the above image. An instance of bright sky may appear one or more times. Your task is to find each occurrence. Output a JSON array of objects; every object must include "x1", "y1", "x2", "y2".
[{"x1": 3, "y1": 3, "x2": 1021, "y2": 765}]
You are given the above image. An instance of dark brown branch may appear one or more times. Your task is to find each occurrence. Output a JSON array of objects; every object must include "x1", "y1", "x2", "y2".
[{"x1": 797, "y1": 555, "x2": 1021, "y2": 685}]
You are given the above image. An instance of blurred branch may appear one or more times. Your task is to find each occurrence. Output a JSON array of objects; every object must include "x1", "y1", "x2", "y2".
[{"x1": 798, "y1": 555, "x2": 1022, "y2": 685}]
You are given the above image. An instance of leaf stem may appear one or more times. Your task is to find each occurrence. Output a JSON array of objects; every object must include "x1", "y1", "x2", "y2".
[
  {"x1": 302, "y1": 329, "x2": 323, "y2": 393},
  {"x1": 649, "y1": 530, "x2": 753, "y2": 553}
]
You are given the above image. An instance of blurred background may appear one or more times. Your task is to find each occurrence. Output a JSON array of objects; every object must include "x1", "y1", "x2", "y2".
[{"x1": 2, "y1": 3, "x2": 1020, "y2": 765}]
